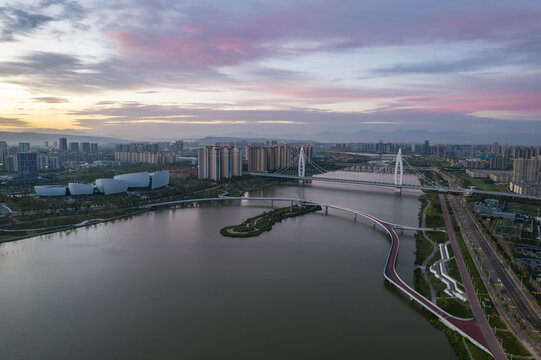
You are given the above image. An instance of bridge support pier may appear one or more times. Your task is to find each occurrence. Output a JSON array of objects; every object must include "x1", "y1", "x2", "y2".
[
  {"x1": 325, "y1": 206, "x2": 328, "y2": 215},
  {"x1": 395, "y1": 187, "x2": 402, "y2": 195},
  {"x1": 354, "y1": 214, "x2": 357, "y2": 221},
  {"x1": 271, "y1": 200, "x2": 273, "y2": 207}
]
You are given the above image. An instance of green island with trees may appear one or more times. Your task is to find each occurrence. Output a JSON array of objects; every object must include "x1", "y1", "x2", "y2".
[{"x1": 220, "y1": 204, "x2": 322, "y2": 238}]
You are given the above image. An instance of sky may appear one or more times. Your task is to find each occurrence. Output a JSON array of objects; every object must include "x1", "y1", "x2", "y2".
[{"x1": 0, "y1": 0, "x2": 540, "y2": 140}]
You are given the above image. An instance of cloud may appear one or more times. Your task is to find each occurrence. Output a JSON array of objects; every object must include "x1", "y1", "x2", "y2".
[
  {"x1": 0, "y1": 6, "x2": 54, "y2": 41},
  {"x1": 394, "y1": 92, "x2": 541, "y2": 114},
  {"x1": 0, "y1": 117, "x2": 29, "y2": 127},
  {"x1": 102, "y1": 0, "x2": 541, "y2": 71},
  {"x1": 33, "y1": 96, "x2": 69, "y2": 103},
  {"x1": 67, "y1": 101, "x2": 541, "y2": 141},
  {"x1": 374, "y1": 56, "x2": 504, "y2": 75},
  {"x1": 0, "y1": 51, "x2": 149, "y2": 92}
]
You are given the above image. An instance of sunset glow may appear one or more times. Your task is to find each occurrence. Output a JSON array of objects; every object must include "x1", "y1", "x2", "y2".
[{"x1": 1, "y1": 0, "x2": 540, "y2": 139}]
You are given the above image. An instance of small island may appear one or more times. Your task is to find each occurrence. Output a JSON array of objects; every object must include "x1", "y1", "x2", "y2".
[{"x1": 220, "y1": 204, "x2": 322, "y2": 238}]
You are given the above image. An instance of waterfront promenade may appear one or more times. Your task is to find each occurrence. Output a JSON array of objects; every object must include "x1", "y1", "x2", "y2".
[{"x1": 145, "y1": 196, "x2": 496, "y2": 356}]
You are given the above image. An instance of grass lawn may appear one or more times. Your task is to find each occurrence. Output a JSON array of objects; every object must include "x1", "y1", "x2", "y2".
[
  {"x1": 437, "y1": 297, "x2": 473, "y2": 318},
  {"x1": 495, "y1": 329, "x2": 531, "y2": 357},
  {"x1": 457, "y1": 176, "x2": 509, "y2": 192},
  {"x1": 415, "y1": 233, "x2": 434, "y2": 265}
]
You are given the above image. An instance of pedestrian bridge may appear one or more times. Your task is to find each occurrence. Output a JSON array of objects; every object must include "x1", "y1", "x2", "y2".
[{"x1": 143, "y1": 195, "x2": 492, "y2": 356}]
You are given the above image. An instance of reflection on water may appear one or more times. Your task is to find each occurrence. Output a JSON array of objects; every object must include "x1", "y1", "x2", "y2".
[{"x1": 314, "y1": 170, "x2": 420, "y2": 186}]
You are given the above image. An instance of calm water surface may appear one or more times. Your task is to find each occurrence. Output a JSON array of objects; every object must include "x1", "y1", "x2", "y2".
[{"x1": 0, "y1": 182, "x2": 457, "y2": 359}]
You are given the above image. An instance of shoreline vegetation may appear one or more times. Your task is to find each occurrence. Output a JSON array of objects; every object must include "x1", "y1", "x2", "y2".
[
  {"x1": 413, "y1": 192, "x2": 493, "y2": 360},
  {"x1": 0, "y1": 176, "x2": 280, "y2": 243},
  {"x1": 220, "y1": 204, "x2": 322, "y2": 238}
]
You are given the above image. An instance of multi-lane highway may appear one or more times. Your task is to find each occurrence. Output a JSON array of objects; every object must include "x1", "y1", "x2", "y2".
[
  {"x1": 439, "y1": 171, "x2": 541, "y2": 357},
  {"x1": 440, "y1": 194, "x2": 506, "y2": 359},
  {"x1": 450, "y1": 195, "x2": 541, "y2": 331}
]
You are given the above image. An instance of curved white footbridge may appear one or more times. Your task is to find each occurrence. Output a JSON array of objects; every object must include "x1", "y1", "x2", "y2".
[{"x1": 143, "y1": 196, "x2": 493, "y2": 356}]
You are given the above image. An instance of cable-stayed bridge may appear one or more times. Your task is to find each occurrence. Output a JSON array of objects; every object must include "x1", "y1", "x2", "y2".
[{"x1": 249, "y1": 148, "x2": 541, "y2": 201}]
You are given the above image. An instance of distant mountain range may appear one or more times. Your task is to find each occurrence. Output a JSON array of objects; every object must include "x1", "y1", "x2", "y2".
[
  {"x1": 0, "y1": 131, "x2": 132, "y2": 146},
  {"x1": 1, "y1": 129, "x2": 539, "y2": 146},
  {"x1": 220, "y1": 129, "x2": 541, "y2": 145},
  {"x1": 197, "y1": 136, "x2": 318, "y2": 145}
]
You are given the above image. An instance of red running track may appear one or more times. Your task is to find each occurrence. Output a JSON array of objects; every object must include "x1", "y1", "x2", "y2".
[{"x1": 377, "y1": 219, "x2": 493, "y2": 356}]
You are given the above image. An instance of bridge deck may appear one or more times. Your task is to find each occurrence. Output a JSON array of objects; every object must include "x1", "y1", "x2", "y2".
[{"x1": 249, "y1": 172, "x2": 541, "y2": 201}]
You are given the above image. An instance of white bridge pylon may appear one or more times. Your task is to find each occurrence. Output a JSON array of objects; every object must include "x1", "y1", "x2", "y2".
[
  {"x1": 394, "y1": 148, "x2": 403, "y2": 187},
  {"x1": 298, "y1": 146, "x2": 306, "y2": 178}
]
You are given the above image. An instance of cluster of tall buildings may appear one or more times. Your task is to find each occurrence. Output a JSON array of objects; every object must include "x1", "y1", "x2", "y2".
[
  {"x1": 510, "y1": 156, "x2": 541, "y2": 196},
  {"x1": 1, "y1": 142, "x2": 40, "y2": 182},
  {"x1": 464, "y1": 158, "x2": 509, "y2": 170},
  {"x1": 115, "y1": 141, "x2": 183, "y2": 153},
  {"x1": 58, "y1": 138, "x2": 99, "y2": 154},
  {"x1": 196, "y1": 144, "x2": 314, "y2": 181},
  {"x1": 115, "y1": 151, "x2": 178, "y2": 164},
  {"x1": 246, "y1": 145, "x2": 313, "y2": 172},
  {"x1": 0, "y1": 137, "x2": 104, "y2": 183},
  {"x1": 198, "y1": 146, "x2": 242, "y2": 180},
  {"x1": 114, "y1": 141, "x2": 184, "y2": 164}
]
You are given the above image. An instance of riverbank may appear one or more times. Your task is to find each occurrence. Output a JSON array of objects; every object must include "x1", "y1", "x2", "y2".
[
  {"x1": 0, "y1": 177, "x2": 279, "y2": 244},
  {"x1": 220, "y1": 204, "x2": 322, "y2": 237},
  {"x1": 413, "y1": 192, "x2": 492, "y2": 360}
]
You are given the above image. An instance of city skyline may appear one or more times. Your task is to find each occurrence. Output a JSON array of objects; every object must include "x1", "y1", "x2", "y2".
[{"x1": 0, "y1": 0, "x2": 540, "y2": 139}]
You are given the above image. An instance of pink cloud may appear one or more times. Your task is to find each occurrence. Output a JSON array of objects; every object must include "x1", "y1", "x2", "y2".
[
  {"x1": 111, "y1": 29, "x2": 264, "y2": 68},
  {"x1": 106, "y1": 1, "x2": 541, "y2": 72},
  {"x1": 396, "y1": 92, "x2": 541, "y2": 114}
]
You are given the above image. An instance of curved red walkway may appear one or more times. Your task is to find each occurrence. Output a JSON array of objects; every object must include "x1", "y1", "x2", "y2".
[{"x1": 380, "y1": 221, "x2": 491, "y2": 355}]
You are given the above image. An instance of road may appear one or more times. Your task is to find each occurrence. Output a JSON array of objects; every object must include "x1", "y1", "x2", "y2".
[
  {"x1": 440, "y1": 193, "x2": 506, "y2": 359},
  {"x1": 440, "y1": 171, "x2": 541, "y2": 357},
  {"x1": 450, "y1": 196, "x2": 541, "y2": 353}
]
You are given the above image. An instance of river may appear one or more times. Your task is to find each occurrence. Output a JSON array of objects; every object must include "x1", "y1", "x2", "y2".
[{"x1": 0, "y1": 181, "x2": 457, "y2": 359}]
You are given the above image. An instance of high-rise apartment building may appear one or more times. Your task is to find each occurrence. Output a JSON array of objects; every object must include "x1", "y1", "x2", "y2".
[
  {"x1": 489, "y1": 157, "x2": 508, "y2": 170},
  {"x1": 173, "y1": 140, "x2": 184, "y2": 152},
  {"x1": 17, "y1": 152, "x2": 38, "y2": 182},
  {"x1": 91, "y1": 143, "x2": 99, "y2": 153},
  {"x1": 69, "y1": 142, "x2": 80, "y2": 152},
  {"x1": 0, "y1": 141, "x2": 7, "y2": 169},
  {"x1": 115, "y1": 151, "x2": 177, "y2": 164},
  {"x1": 6, "y1": 155, "x2": 18, "y2": 172},
  {"x1": 198, "y1": 146, "x2": 242, "y2": 180},
  {"x1": 18, "y1": 142, "x2": 30, "y2": 153},
  {"x1": 81, "y1": 142, "x2": 91, "y2": 153},
  {"x1": 246, "y1": 145, "x2": 312, "y2": 172},
  {"x1": 424, "y1": 140, "x2": 430, "y2": 155},
  {"x1": 514, "y1": 146, "x2": 540, "y2": 160},
  {"x1": 512, "y1": 158, "x2": 540, "y2": 183},
  {"x1": 59, "y1": 138, "x2": 68, "y2": 151}
]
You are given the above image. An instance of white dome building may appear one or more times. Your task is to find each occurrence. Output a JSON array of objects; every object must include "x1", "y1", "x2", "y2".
[
  {"x1": 95, "y1": 178, "x2": 128, "y2": 195},
  {"x1": 68, "y1": 183, "x2": 94, "y2": 195},
  {"x1": 150, "y1": 170, "x2": 170, "y2": 189},
  {"x1": 35, "y1": 185, "x2": 67, "y2": 197},
  {"x1": 114, "y1": 172, "x2": 150, "y2": 188}
]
